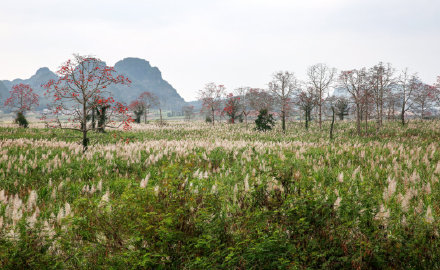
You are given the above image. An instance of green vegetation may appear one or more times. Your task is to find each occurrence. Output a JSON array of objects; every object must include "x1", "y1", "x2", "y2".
[
  {"x1": 255, "y1": 109, "x2": 276, "y2": 132},
  {"x1": 1, "y1": 120, "x2": 440, "y2": 268},
  {"x1": 14, "y1": 112, "x2": 29, "y2": 128}
]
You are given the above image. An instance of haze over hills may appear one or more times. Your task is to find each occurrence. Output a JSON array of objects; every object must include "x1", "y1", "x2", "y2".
[
  {"x1": 0, "y1": 81, "x2": 8, "y2": 103},
  {"x1": 1, "y1": 58, "x2": 187, "y2": 111}
]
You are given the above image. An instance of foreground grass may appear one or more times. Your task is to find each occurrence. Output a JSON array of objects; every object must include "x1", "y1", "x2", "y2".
[{"x1": 0, "y1": 120, "x2": 440, "y2": 269}]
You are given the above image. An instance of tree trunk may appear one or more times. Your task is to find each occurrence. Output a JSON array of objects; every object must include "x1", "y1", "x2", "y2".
[
  {"x1": 318, "y1": 101, "x2": 322, "y2": 129},
  {"x1": 91, "y1": 109, "x2": 96, "y2": 130},
  {"x1": 211, "y1": 108, "x2": 215, "y2": 126},
  {"x1": 159, "y1": 108, "x2": 163, "y2": 125},
  {"x1": 391, "y1": 102, "x2": 395, "y2": 121},
  {"x1": 308, "y1": 110, "x2": 312, "y2": 125},
  {"x1": 97, "y1": 106, "x2": 108, "y2": 133},
  {"x1": 365, "y1": 104, "x2": 368, "y2": 135},
  {"x1": 144, "y1": 107, "x2": 149, "y2": 124},
  {"x1": 401, "y1": 107, "x2": 405, "y2": 126},
  {"x1": 330, "y1": 106, "x2": 335, "y2": 140},
  {"x1": 356, "y1": 104, "x2": 361, "y2": 135},
  {"x1": 82, "y1": 130, "x2": 88, "y2": 152},
  {"x1": 82, "y1": 102, "x2": 88, "y2": 152},
  {"x1": 305, "y1": 110, "x2": 309, "y2": 130},
  {"x1": 376, "y1": 101, "x2": 380, "y2": 132},
  {"x1": 282, "y1": 110, "x2": 286, "y2": 132}
]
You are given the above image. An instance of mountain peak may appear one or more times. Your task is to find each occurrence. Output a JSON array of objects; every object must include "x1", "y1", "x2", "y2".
[
  {"x1": 119, "y1": 57, "x2": 151, "y2": 65},
  {"x1": 35, "y1": 67, "x2": 52, "y2": 75},
  {"x1": 114, "y1": 57, "x2": 162, "y2": 81}
]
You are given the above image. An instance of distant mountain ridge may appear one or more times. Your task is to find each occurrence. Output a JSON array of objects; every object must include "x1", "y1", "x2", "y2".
[
  {"x1": 111, "y1": 58, "x2": 186, "y2": 110},
  {"x1": 1, "y1": 58, "x2": 187, "y2": 110},
  {"x1": 0, "y1": 81, "x2": 8, "y2": 102}
]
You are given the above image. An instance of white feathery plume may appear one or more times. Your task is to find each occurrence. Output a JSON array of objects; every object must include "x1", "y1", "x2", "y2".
[{"x1": 426, "y1": 205, "x2": 434, "y2": 223}]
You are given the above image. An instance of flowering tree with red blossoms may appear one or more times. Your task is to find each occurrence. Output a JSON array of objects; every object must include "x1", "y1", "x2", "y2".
[
  {"x1": 223, "y1": 93, "x2": 242, "y2": 123},
  {"x1": 4, "y1": 83, "x2": 39, "y2": 127},
  {"x1": 4, "y1": 83, "x2": 39, "y2": 113},
  {"x1": 128, "y1": 99, "x2": 145, "y2": 123},
  {"x1": 43, "y1": 54, "x2": 132, "y2": 151}
]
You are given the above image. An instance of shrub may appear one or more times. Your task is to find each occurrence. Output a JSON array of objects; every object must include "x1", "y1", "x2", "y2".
[
  {"x1": 15, "y1": 112, "x2": 29, "y2": 128},
  {"x1": 205, "y1": 115, "x2": 212, "y2": 123},
  {"x1": 255, "y1": 109, "x2": 275, "y2": 131}
]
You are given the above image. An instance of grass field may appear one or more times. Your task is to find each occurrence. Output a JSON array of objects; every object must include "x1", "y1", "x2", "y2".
[{"x1": 1, "y1": 120, "x2": 440, "y2": 269}]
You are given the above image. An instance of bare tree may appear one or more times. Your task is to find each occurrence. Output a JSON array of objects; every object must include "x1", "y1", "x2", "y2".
[
  {"x1": 339, "y1": 68, "x2": 369, "y2": 135},
  {"x1": 396, "y1": 69, "x2": 418, "y2": 126},
  {"x1": 434, "y1": 76, "x2": 440, "y2": 117},
  {"x1": 361, "y1": 85, "x2": 375, "y2": 134},
  {"x1": 234, "y1": 87, "x2": 251, "y2": 125},
  {"x1": 268, "y1": 71, "x2": 299, "y2": 132},
  {"x1": 247, "y1": 88, "x2": 273, "y2": 112},
  {"x1": 369, "y1": 62, "x2": 394, "y2": 131},
  {"x1": 384, "y1": 87, "x2": 398, "y2": 121},
  {"x1": 295, "y1": 86, "x2": 315, "y2": 130},
  {"x1": 198, "y1": 83, "x2": 226, "y2": 126},
  {"x1": 157, "y1": 99, "x2": 164, "y2": 126},
  {"x1": 413, "y1": 83, "x2": 435, "y2": 119},
  {"x1": 307, "y1": 63, "x2": 336, "y2": 129},
  {"x1": 182, "y1": 105, "x2": 195, "y2": 121},
  {"x1": 139, "y1": 92, "x2": 159, "y2": 124}
]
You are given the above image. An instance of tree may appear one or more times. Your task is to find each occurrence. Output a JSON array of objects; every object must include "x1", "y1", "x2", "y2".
[
  {"x1": 247, "y1": 88, "x2": 273, "y2": 112},
  {"x1": 384, "y1": 87, "x2": 398, "y2": 121},
  {"x1": 295, "y1": 87, "x2": 315, "y2": 130},
  {"x1": 234, "y1": 87, "x2": 252, "y2": 125},
  {"x1": 182, "y1": 105, "x2": 195, "y2": 121},
  {"x1": 157, "y1": 99, "x2": 164, "y2": 126},
  {"x1": 129, "y1": 100, "x2": 144, "y2": 123},
  {"x1": 339, "y1": 69, "x2": 371, "y2": 135},
  {"x1": 396, "y1": 69, "x2": 418, "y2": 126},
  {"x1": 198, "y1": 83, "x2": 226, "y2": 126},
  {"x1": 413, "y1": 83, "x2": 435, "y2": 119},
  {"x1": 326, "y1": 96, "x2": 339, "y2": 140},
  {"x1": 268, "y1": 71, "x2": 299, "y2": 132},
  {"x1": 4, "y1": 83, "x2": 39, "y2": 128},
  {"x1": 255, "y1": 109, "x2": 275, "y2": 131},
  {"x1": 223, "y1": 93, "x2": 242, "y2": 123},
  {"x1": 138, "y1": 91, "x2": 159, "y2": 124},
  {"x1": 43, "y1": 54, "x2": 132, "y2": 151},
  {"x1": 369, "y1": 62, "x2": 394, "y2": 131},
  {"x1": 307, "y1": 63, "x2": 336, "y2": 129},
  {"x1": 433, "y1": 76, "x2": 440, "y2": 117},
  {"x1": 15, "y1": 112, "x2": 29, "y2": 128}
]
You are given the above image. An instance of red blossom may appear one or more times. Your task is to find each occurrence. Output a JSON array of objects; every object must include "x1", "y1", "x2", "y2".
[
  {"x1": 42, "y1": 54, "x2": 133, "y2": 134},
  {"x1": 4, "y1": 83, "x2": 39, "y2": 112}
]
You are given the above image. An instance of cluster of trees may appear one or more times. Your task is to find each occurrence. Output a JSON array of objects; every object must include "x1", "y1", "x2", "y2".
[
  {"x1": 197, "y1": 83, "x2": 274, "y2": 126},
  {"x1": 1, "y1": 57, "x2": 440, "y2": 148},
  {"x1": 128, "y1": 91, "x2": 159, "y2": 124},
  {"x1": 0, "y1": 55, "x2": 135, "y2": 147},
  {"x1": 42, "y1": 54, "x2": 133, "y2": 150},
  {"x1": 336, "y1": 63, "x2": 437, "y2": 135},
  {"x1": 198, "y1": 62, "x2": 440, "y2": 134}
]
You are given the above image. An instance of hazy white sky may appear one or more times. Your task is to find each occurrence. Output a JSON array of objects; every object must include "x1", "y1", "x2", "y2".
[{"x1": 1, "y1": 0, "x2": 439, "y2": 101}]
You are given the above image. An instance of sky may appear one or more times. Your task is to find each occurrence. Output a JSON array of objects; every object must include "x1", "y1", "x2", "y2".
[{"x1": 1, "y1": 0, "x2": 439, "y2": 101}]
